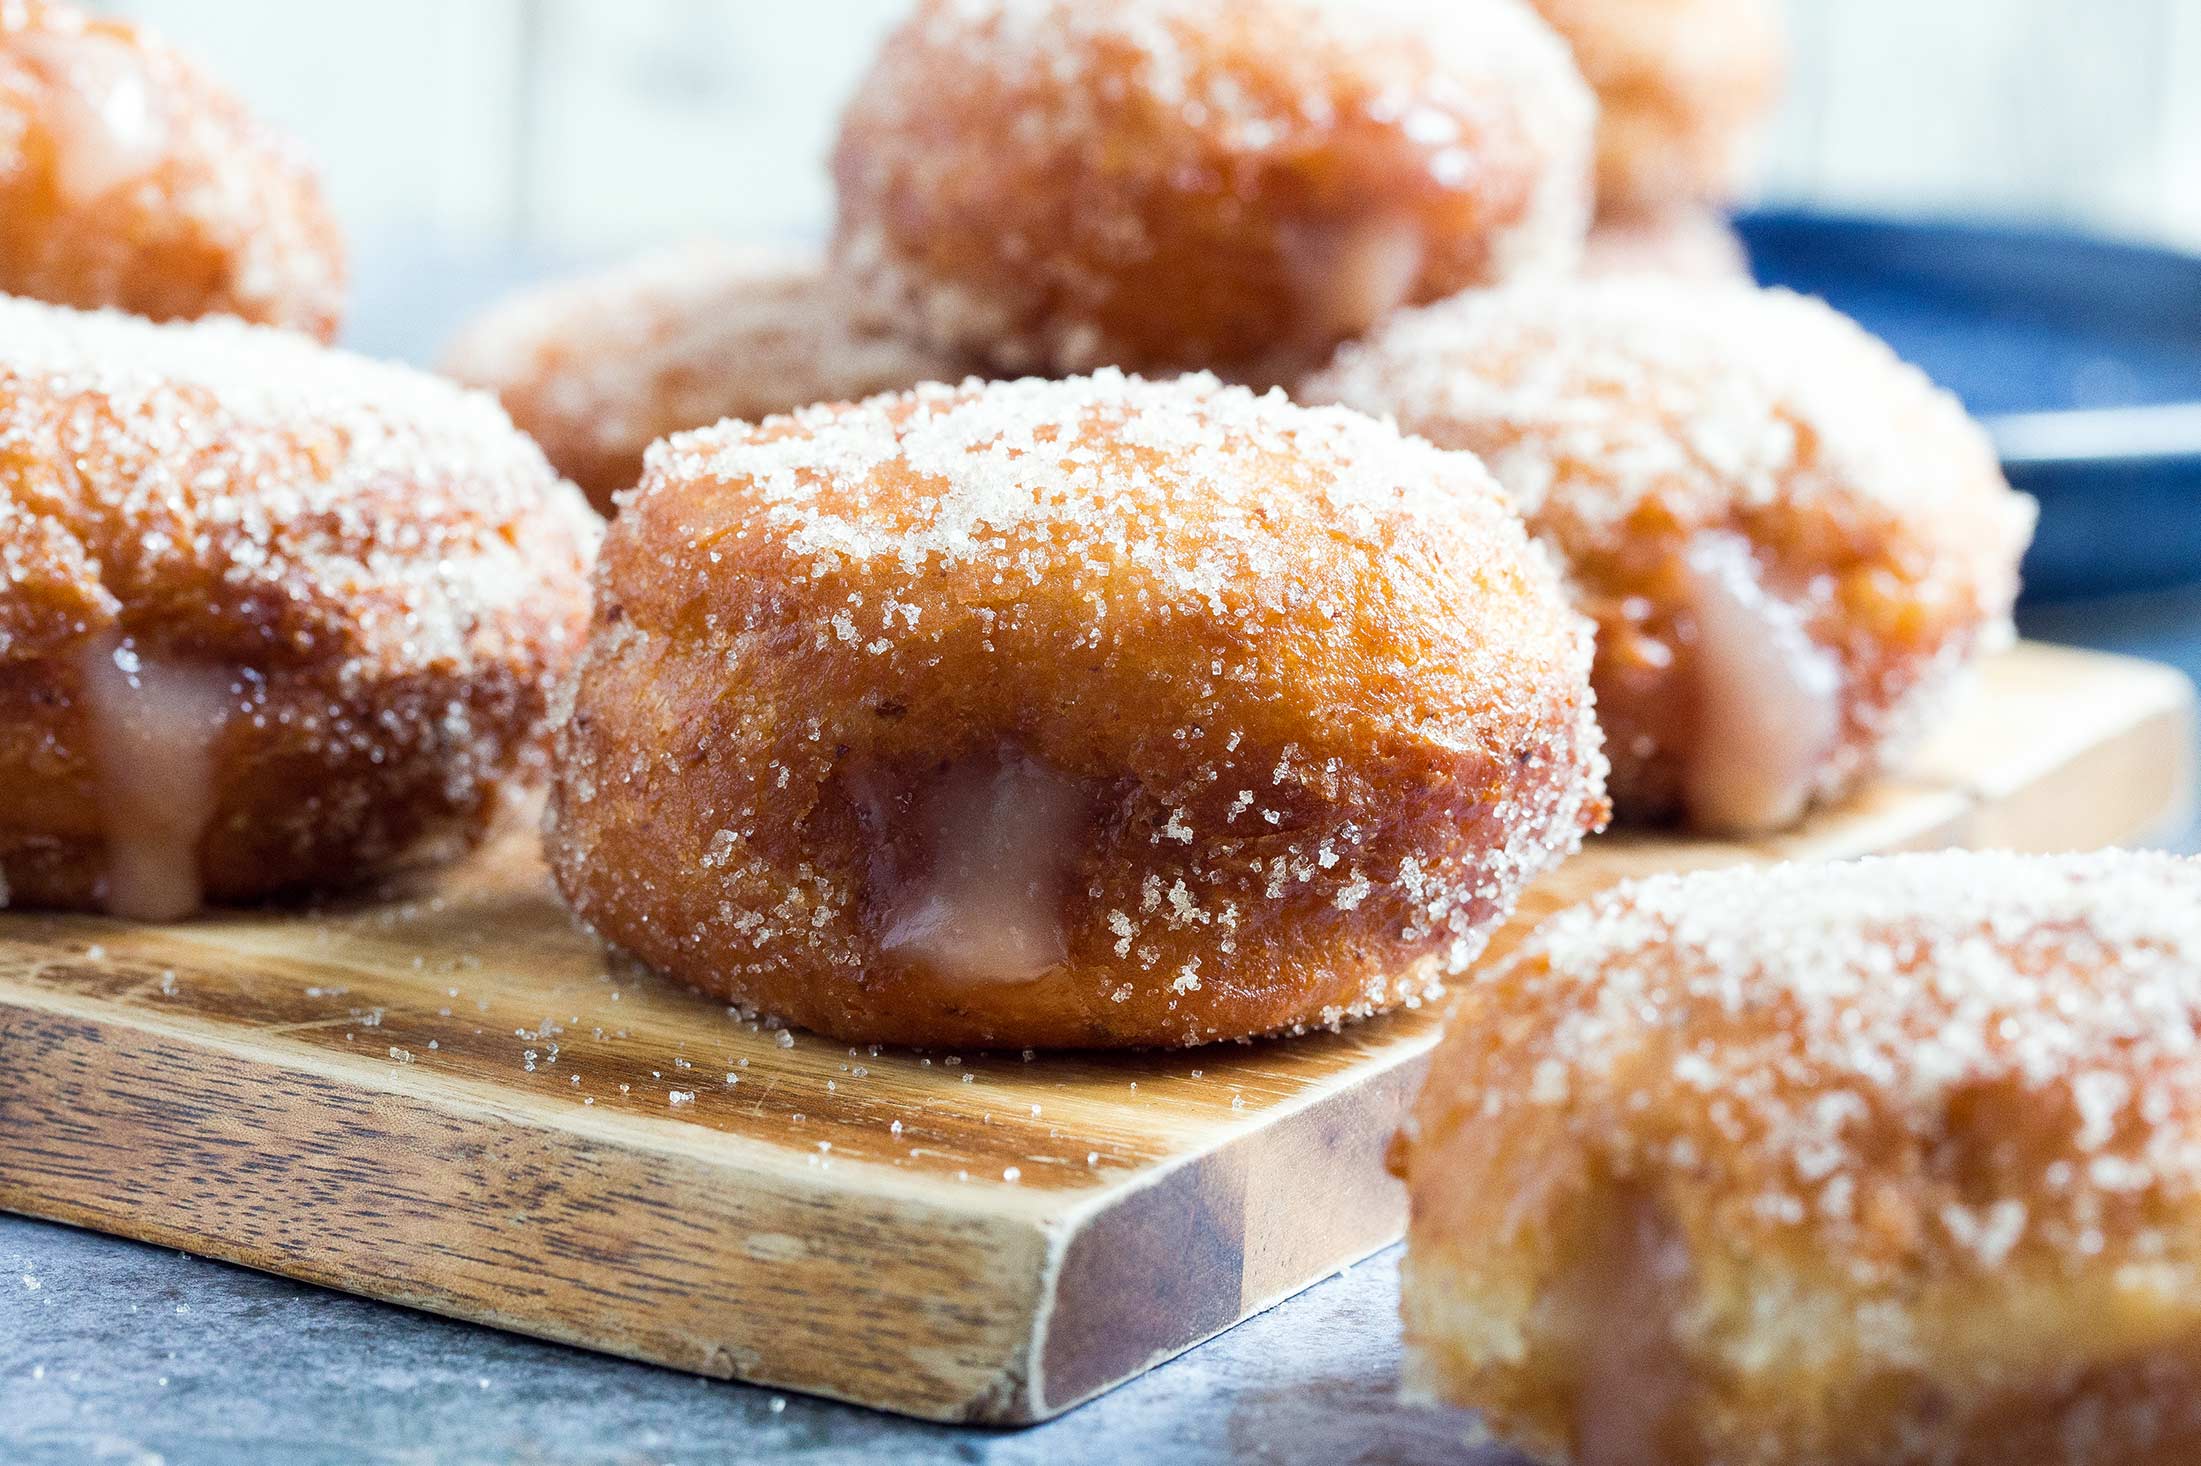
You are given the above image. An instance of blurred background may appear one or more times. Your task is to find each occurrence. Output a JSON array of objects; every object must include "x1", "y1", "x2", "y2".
[{"x1": 76, "y1": 0, "x2": 2201, "y2": 264}]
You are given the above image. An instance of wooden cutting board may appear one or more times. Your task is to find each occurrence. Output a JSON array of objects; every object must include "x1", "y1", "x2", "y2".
[{"x1": 0, "y1": 642, "x2": 2190, "y2": 1424}]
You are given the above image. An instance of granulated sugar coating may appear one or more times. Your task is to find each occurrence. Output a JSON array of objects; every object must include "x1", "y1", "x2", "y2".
[
  {"x1": 0, "y1": 295, "x2": 599, "y2": 916},
  {"x1": 441, "y1": 242, "x2": 971, "y2": 513},
  {"x1": 1304, "y1": 278, "x2": 2036, "y2": 832},
  {"x1": 547, "y1": 371, "x2": 1608, "y2": 1049},
  {"x1": 0, "y1": 0, "x2": 345, "y2": 338},
  {"x1": 1398, "y1": 850, "x2": 2201, "y2": 1466},
  {"x1": 830, "y1": 0, "x2": 1594, "y2": 382},
  {"x1": 1526, "y1": 0, "x2": 1785, "y2": 210}
]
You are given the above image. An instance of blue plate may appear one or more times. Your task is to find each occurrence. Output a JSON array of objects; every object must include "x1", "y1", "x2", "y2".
[{"x1": 1738, "y1": 210, "x2": 2201, "y2": 601}]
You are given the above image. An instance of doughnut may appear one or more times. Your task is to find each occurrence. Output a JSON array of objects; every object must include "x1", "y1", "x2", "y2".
[
  {"x1": 546, "y1": 370, "x2": 1607, "y2": 1048},
  {"x1": 0, "y1": 0, "x2": 344, "y2": 339},
  {"x1": 1394, "y1": 850, "x2": 2201, "y2": 1466},
  {"x1": 0, "y1": 295, "x2": 598, "y2": 920},
  {"x1": 1580, "y1": 205, "x2": 1748, "y2": 281},
  {"x1": 441, "y1": 243, "x2": 970, "y2": 514},
  {"x1": 829, "y1": 0, "x2": 1595, "y2": 382},
  {"x1": 1302, "y1": 279, "x2": 2035, "y2": 832},
  {"x1": 1525, "y1": 0, "x2": 1785, "y2": 209}
]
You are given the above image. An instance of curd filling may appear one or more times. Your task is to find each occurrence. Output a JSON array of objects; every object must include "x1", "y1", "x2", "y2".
[
  {"x1": 877, "y1": 749, "x2": 1088, "y2": 984},
  {"x1": 1566, "y1": 1195, "x2": 1694, "y2": 1466},
  {"x1": 76, "y1": 637, "x2": 234, "y2": 921},
  {"x1": 1680, "y1": 534, "x2": 1841, "y2": 833},
  {"x1": 1282, "y1": 213, "x2": 1427, "y2": 344},
  {"x1": 21, "y1": 33, "x2": 167, "y2": 204}
]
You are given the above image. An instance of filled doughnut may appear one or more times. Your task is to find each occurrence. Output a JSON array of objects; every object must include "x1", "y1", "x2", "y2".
[
  {"x1": 441, "y1": 242, "x2": 970, "y2": 514},
  {"x1": 1580, "y1": 205, "x2": 1748, "y2": 281},
  {"x1": 0, "y1": 296, "x2": 598, "y2": 920},
  {"x1": 830, "y1": 0, "x2": 1595, "y2": 382},
  {"x1": 1525, "y1": 0, "x2": 1785, "y2": 210},
  {"x1": 546, "y1": 370, "x2": 1608, "y2": 1048},
  {"x1": 1303, "y1": 279, "x2": 2035, "y2": 832},
  {"x1": 1395, "y1": 850, "x2": 2201, "y2": 1466},
  {"x1": 0, "y1": 0, "x2": 344, "y2": 339}
]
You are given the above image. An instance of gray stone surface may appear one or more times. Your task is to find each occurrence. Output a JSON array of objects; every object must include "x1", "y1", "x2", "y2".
[{"x1": 1, "y1": 1215, "x2": 1495, "y2": 1466}]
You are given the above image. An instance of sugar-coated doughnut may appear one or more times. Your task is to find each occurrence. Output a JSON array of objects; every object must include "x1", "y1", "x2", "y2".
[
  {"x1": 1303, "y1": 280, "x2": 2035, "y2": 832},
  {"x1": 0, "y1": 0, "x2": 344, "y2": 339},
  {"x1": 1526, "y1": 0, "x2": 1784, "y2": 209},
  {"x1": 1396, "y1": 851, "x2": 2201, "y2": 1466},
  {"x1": 441, "y1": 243, "x2": 970, "y2": 514},
  {"x1": 1580, "y1": 205, "x2": 1748, "y2": 281},
  {"x1": 830, "y1": 0, "x2": 1594, "y2": 382},
  {"x1": 546, "y1": 370, "x2": 1607, "y2": 1048},
  {"x1": 0, "y1": 296, "x2": 599, "y2": 920}
]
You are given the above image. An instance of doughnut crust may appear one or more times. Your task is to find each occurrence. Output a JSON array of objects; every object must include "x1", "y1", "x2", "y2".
[
  {"x1": 0, "y1": 296, "x2": 599, "y2": 918},
  {"x1": 830, "y1": 0, "x2": 1594, "y2": 381},
  {"x1": 1581, "y1": 205, "x2": 1748, "y2": 281},
  {"x1": 1396, "y1": 851, "x2": 2201, "y2": 1466},
  {"x1": 1304, "y1": 280, "x2": 2036, "y2": 832},
  {"x1": 0, "y1": 0, "x2": 344, "y2": 339},
  {"x1": 547, "y1": 371, "x2": 1607, "y2": 1049},
  {"x1": 1526, "y1": 0, "x2": 1785, "y2": 209},
  {"x1": 441, "y1": 243, "x2": 970, "y2": 513}
]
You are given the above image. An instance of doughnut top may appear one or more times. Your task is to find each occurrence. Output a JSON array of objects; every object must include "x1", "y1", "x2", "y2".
[
  {"x1": 647, "y1": 368, "x2": 1572, "y2": 661},
  {"x1": 1486, "y1": 851, "x2": 2201, "y2": 1275},
  {"x1": 889, "y1": 0, "x2": 1584, "y2": 150},
  {"x1": 1305, "y1": 280, "x2": 2032, "y2": 606},
  {"x1": 0, "y1": 294, "x2": 600, "y2": 668},
  {"x1": 440, "y1": 243, "x2": 965, "y2": 489}
]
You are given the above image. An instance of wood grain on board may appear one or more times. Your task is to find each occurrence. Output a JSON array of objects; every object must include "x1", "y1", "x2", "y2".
[{"x1": 0, "y1": 642, "x2": 2191, "y2": 1424}]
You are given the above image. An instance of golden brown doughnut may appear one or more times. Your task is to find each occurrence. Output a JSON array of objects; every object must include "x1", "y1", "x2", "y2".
[
  {"x1": 546, "y1": 371, "x2": 1607, "y2": 1048},
  {"x1": 830, "y1": 0, "x2": 1595, "y2": 382},
  {"x1": 1396, "y1": 850, "x2": 2201, "y2": 1466},
  {"x1": 1525, "y1": 0, "x2": 1785, "y2": 210},
  {"x1": 0, "y1": 295, "x2": 598, "y2": 919},
  {"x1": 1303, "y1": 279, "x2": 2035, "y2": 832},
  {"x1": 0, "y1": 0, "x2": 344, "y2": 339},
  {"x1": 1580, "y1": 204, "x2": 1748, "y2": 281},
  {"x1": 440, "y1": 242, "x2": 971, "y2": 514}
]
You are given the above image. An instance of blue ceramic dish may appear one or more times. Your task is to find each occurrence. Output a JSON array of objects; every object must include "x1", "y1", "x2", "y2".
[{"x1": 1739, "y1": 210, "x2": 2201, "y2": 601}]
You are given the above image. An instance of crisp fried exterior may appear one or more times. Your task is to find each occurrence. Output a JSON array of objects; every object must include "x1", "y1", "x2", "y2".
[
  {"x1": 1398, "y1": 852, "x2": 2201, "y2": 1466},
  {"x1": 1527, "y1": 0, "x2": 1784, "y2": 210},
  {"x1": 0, "y1": 0, "x2": 344, "y2": 338},
  {"x1": 548, "y1": 372, "x2": 1608, "y2": 1048},
  {"x1": 831, "y1": 0, "x2": 1593, "y2": 380},
  {"x1": 0, "y1": 297, "x2": 598, "y2": 910},
  {"x1": 1306, "y1": 280, "x2": 2033, "y2": 829}
]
